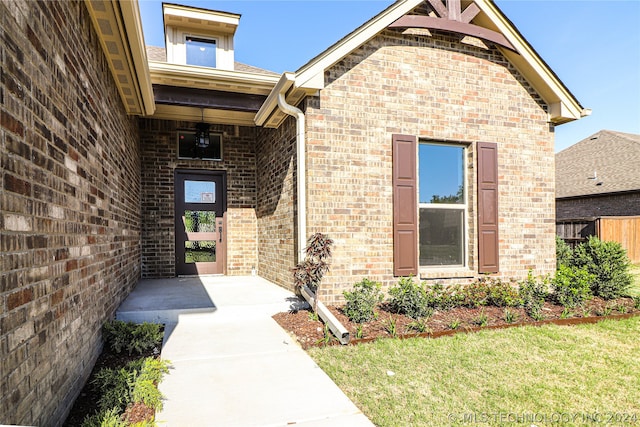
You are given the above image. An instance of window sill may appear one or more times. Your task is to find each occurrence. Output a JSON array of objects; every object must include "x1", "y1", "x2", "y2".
[{"x1": 419, "y1": 267, "x2": 475, "y2": 280}]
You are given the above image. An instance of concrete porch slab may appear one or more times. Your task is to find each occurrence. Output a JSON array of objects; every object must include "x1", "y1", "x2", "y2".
[{"x1": 116, "y1": 276, "x2": 373, "y2": 427}]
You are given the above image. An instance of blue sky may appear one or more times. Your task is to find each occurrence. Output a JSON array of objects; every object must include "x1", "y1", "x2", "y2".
[{"x1": 139, "y1": 0, "x2": 640, "y2": 152}]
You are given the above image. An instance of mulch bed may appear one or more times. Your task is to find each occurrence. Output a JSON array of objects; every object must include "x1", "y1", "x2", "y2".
[{"x1": 273, "y1": 296, "x2": 640, "y2": 350}]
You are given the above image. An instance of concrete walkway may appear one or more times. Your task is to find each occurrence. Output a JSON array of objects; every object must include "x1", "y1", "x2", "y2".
[{"x1": 116, "y1": 276, "x2": 374, "y2": 427}]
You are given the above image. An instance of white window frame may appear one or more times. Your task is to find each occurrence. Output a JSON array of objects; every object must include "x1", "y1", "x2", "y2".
[
  {"x1": 166, "y1": 28, "x2": 234, "y2": 70},
  {"x1": 418, "y1": 141, "x2": 469, "y2": 268}
]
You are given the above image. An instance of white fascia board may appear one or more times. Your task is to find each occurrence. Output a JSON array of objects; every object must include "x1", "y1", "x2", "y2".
[
  {"x1": 474, "y1": 0, "x2": 584, "y2": 123},
  {"x1": 120, "y1": 0, "x2": 156, "y2": 116},
  {"x1": 149, "y1": 61, "x2": 279, "y2": 93},
  {"x1": 254, "y1": 73, "x2": 296, "y2": 126},
  {"x1": 294, "y1": 0, "x2": 424, "y2": 89}
]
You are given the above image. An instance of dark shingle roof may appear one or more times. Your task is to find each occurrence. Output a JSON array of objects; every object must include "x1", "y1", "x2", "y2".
[
  {"x1": 556, "y1": 130, "x2": 640, "y2": 198},
  {"x1": 145, "y1": 46, "x2": 278, "y2": 76}
]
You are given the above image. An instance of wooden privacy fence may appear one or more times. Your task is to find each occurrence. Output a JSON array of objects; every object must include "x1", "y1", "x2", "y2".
[
  {"x1": 556, "y1": 216, "x2": 640, "y2": 263},
  {"x1": 597, "y1": 216, "x2": 640, "y2": 263}
]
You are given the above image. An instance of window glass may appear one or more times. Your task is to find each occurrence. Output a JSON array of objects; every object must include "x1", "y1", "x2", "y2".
[
  {"x1": 419, "y1": 208, "x2": 464, "y2": 265},
  {"x1": 186, "y1": 37, "x2": 216, "y2": 67},
  {"x1": 419, "y1": 144, "x2": 464, "y2": 204},
  {"x1": 419, "y1": 142, "x2": 466, "y2": 267},
  {"x1": 184, "y1": 183, "x2": 216, "y2": 204},
  {"x1": 178, "y1": 131, "x2": 222, "y2": 160}
]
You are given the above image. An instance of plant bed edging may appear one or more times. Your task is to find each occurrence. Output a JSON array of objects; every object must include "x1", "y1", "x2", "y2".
[{"x1": 346, "y1": 312, "x2": 640, "y2": 346}]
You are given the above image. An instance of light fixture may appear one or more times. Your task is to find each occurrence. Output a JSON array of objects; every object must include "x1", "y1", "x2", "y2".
[
  {"x1": 194, "y1": 109, "x2": 210, "y2": 157},
  {"x1": 195, "y1": 122, "x2": 210, "y2": 148}
]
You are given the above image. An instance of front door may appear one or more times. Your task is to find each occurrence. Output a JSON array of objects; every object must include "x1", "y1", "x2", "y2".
[{"x1": 175, "y1": 170, "x2": 226, "y2": 275}]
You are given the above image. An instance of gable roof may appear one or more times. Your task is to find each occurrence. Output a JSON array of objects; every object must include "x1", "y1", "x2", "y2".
[
  {"x1": 256, "y1": 0, "x2": 588, "y2": 128},
  {"x1": 556, "y1": 130, "x2": 640, "y2": 199}
]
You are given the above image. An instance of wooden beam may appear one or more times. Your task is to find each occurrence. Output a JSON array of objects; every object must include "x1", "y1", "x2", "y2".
[
  {"x1": 460, "y1": 2, "x2": 481, "y2": 24},
  {"x1": 153, "y1": 85, "x2": 267, "y2": 112},
  {"x1": 389, "y1": 15, "x2": 516, "y2": 51},
  {"x1": 448, "y1": 0, "x2": 461, "y2": 21},
  {"x1": 427, "y1": 0, "x2": 448, "y2": 18}
]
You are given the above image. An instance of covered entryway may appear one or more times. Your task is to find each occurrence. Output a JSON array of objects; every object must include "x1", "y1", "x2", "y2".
[{"x1": 175, "y1": 170, "x2": 226, "y2": 275}]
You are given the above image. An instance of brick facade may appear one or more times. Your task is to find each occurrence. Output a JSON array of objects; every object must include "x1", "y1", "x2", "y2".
[
  {"x1": 255, "y1": 117, "x2": 298, "y2": 290},
  {"x1": 557, "y1": 192, "x2": 640, "y2": 219},
  {"x1": 139, "y1": 119, "x2": 258, "y2": 277},
  {"x1": 1, "y1": 1, "x2": 141, "y2": 425},
  {"x1": 304, "y1": 30, "x2": 555, "y2": 304}
]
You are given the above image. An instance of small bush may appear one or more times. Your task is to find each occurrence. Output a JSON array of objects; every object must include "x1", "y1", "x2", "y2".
[
  {"x1": 103, "y1": 321, "x2": 163, "y2": 356},
  {"x1": 81, "y1": 408, "x2": 126, "y2": 427},
  {"x1": 438, "y1": 284, "x2": 466, "y2": 310},
  {"x1": 518, "y1": 272, "x2": 549, "y2": 318},
  {"x1": 457, "y1": 281, "x2": 488, "y2": 308},
  {"x1": 343, "y1": 278, "x2": 384, "y2": 323},
  {"x1": 572, "y1": 236, "x2": 632, "y2": 299},
  {"x1": 90, "y1": 357, "x2": 170, "y2": 423},
  {"x1": 292, "y1": 233, "x2": 333, "y2": 294},
  {"x1": 553, "y1": 264, "x2": 594, "y2": 308},
  {"x1": 485, "y1": 278, "x2": 522, "y2": 307},
  {"x1": 388, "y1": 276, "x2": 431, "y2": 319},
  {"x1": 556, "y1": 235, "x2": 573, "y2": 269}
]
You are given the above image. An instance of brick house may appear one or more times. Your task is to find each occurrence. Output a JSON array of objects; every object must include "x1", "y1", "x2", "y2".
[
  {"x1": 1, "y1": 0, "x2": 587, "y2": 424},
  {"x1": 556, "y1": 130, "x2": 640, "y2": 219}
]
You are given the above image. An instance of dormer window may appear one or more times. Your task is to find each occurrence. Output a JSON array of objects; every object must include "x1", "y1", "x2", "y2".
[
  {"x1": 163, "y1": 3, "x2": 239, "y2": 71},
  {"x1": 186, "y1": 36, "x2": 217, "y2": 68}
]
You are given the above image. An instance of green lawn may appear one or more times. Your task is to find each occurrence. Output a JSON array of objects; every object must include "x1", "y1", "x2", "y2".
[
  {"x1": 629, "y1": 264, "x2": 640, "y2": 297},
  {"x1": 308, "y1": 318, "x2": 640, "y2": 426}
]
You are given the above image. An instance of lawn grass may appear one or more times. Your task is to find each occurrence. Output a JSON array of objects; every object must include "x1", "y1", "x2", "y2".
[
  {"x1": 308, "y1": 318, "x2": 640, "y2": 426},
  {"x1": 628, "y1": 263, "x2": 640, "y2": 297}
]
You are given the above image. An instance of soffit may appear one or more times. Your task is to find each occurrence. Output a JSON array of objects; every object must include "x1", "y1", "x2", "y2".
[{"x1": 84, "y1": 0, "x2": 155, "y2": 116}]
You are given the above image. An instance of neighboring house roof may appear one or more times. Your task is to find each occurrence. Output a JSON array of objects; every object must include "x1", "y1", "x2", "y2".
[
  {"x1": 257, "y1": 0, "x2": 588, "y2": 128},
  {"x1": 556, "y1": 130, "x2": 640, "y2": 199}
]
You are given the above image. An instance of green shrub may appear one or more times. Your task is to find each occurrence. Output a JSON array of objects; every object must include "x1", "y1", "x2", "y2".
[
  {"x1": 343, "y1": 278, "x2": 384, "y2": 323},
  {"x1": 518, "y1": 271, "x2": 549, "y2": 319},
  {"x1": 437, "y1": 284, "x2": 466, "y2": 310},
  {"x1": 103, "y1": 321, "x2": 163, "y2": 356},
  {"x1": 553, "y1": 264, "x2": 594, "y2": 308},
  {"x1": 91, "y1": 357, "x2": 170, "y2": 422},
  {"x1": 81, "y1": 407, "x2": 126, "y2": 427},
  {"x1": 556, "y1": 235, "x2": 573, "y2": 269},
  {"x1": 92, "y1": 366, "x2": 135, "y2": 413},
  {"x1": 572, "y1": 236, "x2": 632, "y2": 299},
  {"x1": 388, "y1": 277, "x2": 431, "y2": 319},
  {"x1": 485, "y1": 278, "x2": 523, "y2": 307},
  {"x1": 457, "y1": 281, "x2": 488, "y2": 308}
]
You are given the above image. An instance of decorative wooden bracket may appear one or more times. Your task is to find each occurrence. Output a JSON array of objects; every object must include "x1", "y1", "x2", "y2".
[{"x1": 389, "y1": 0, "x2": 515, "y2": 51}]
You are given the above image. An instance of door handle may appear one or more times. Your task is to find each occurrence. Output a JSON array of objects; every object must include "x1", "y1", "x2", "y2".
[{"x1": 219, "y1": 226, "x2": 223, "y2": 243}]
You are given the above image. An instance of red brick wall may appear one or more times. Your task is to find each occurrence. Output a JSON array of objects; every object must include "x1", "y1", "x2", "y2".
[
  {"x1": 304, "y1": 30, "x2": 555, "y2": 304},
  {"x1": 1, "y1": 1, "x2": 141, "y2": 424},
  {"x1": 139, "y1": 119, "x2": 258, "y2": 277}
]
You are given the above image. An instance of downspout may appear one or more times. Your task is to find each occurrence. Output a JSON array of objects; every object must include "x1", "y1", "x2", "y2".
[
  {"x1": 276, "y1": 91, "x2": 307, "y2": 263},
  {"x1": 275, "y1": 88, "x2": 350, "y2": 345}
]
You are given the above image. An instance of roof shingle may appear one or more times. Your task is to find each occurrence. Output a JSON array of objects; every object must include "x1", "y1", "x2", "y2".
[{"x1": 556, "y1": 130, "x2": 640, "y2": 198}]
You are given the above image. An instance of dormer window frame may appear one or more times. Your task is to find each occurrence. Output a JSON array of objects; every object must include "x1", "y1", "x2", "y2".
[{"x1": 166, "y1": 27, "x2": 234, "y2": 70}]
